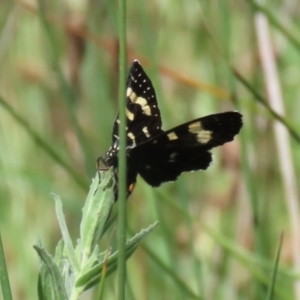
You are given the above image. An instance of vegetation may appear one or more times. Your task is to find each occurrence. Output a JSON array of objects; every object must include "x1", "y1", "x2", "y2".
[{"x1": 0, "y1": 0, "x2": 300, "y2": 299}]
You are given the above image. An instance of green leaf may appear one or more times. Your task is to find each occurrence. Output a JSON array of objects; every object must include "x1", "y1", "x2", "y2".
[
  {"x1": 53, "y1": 194, "x2": 80, "y2": 272},
  {"x1": 80, "y1": 170, "x2": 114, "y2": 261},
  {"x1": 53, "y1": 239, "x2": 64, "y2": 271},
  {"x1": 81, "y1": 245, "x2": 101, "y2": 275},
  {"x1": 34, "y1": 246, "x2": 68, "y2": 300},
  {"x1": 75, "y1": 221, "x2": 159, "y2": 290}
]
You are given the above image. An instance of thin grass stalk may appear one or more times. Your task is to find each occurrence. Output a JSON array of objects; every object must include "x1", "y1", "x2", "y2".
[
  {"x1": 0, "y1": 233, "x2": 13, "y2": 300},
  {"x1": 254, "y1": 8, "x2": 300, "y2": 298},
  {"x1": 117, "y1": 0, "x2": 127, "y2": 298},
  {"x1": 131, "y1": 188, "x2": 204, "y2": 298},
  {"x1": 134, "y1": 3, "x2": 181, "y2": 290},
  {"x1": 232, "y1": 70, "x2": 300, "y2": 144},
  {"x1": 217, "y1": 2, "x2": 262, "y2": 296},
  {"x1": 138, "y1": 241, "x2": 202, "y2": 300},
  {"x1": 0, "y1": 95, "x2": 88, "y2": 190},
  {"x1": 246, "y1": 0, "x2": 300, "y2": 52},
  {"x1": 37, "y1": 0, "x2": 94, "y2": 175},
  {"x1": 266, "y1": 233, "x2": 283, "y2": 300},
  {"x1": 200, "y1": 223, "x2": 291, "y2": 300},
  {"x1": 174, "y1": 185, "x2": 203, "y2": 296},
  {"x1": 218, "y1": 2, "x2": 266, "y2": 297},
  {"x1": 145, "y1": 179, "x2": 183, "y2": 297},
  {"x1": 141, "y1": 9, "x2": 183, "y2": 294},
  {"x1": 135, "y1": 2, "x2": 167, "y2": 115},
  {"x1": 197, "y1": 1, "x2": 300, "y2": 144}
]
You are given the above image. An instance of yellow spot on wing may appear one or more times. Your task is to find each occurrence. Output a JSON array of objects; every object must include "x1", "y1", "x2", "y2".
[
  {"x1": 127, "y1": 132, "x2": 136, "y2": 146},
  {"x1": 127, "y1": 88, "x2": 137, "y2": 102},
  {"x1": 188, "y1": 121, "x2": 202, "y2": 132},
  {"x1": 188, "y1": 121, "x2": 212, "y2": 144},
  {"x1": 136, "y1": 97, "x2": 151, "y2": 115},
  {"x1": 127, "y1": 87, "x2": 151, "y2": 116},
  {"x1": 196, "y1": 131, "x2": 212, "y2": 143},
  {"x1": 126, "y1": 109, "x2": 134, "y2": 121},
  {"x1": 167, "y1": 132, "x2": 178, "y2": 140}
]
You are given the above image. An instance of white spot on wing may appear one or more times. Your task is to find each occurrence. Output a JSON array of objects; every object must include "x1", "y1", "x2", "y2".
[{"x1": 142, "y1": 127, "x2": 151, "y2": 138}]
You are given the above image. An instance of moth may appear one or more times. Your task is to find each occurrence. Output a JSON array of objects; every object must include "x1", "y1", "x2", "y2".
[{"x1": 98, "y1": 60, "x2": 242, "y2": 199}]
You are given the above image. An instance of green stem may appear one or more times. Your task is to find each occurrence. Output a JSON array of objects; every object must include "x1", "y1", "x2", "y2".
[
  {"x1": 0, "y1": 233, "x2": 13, "y2": 300},
  {"x1": 117, "y1": 0, "x2": 127, "y2": 299}
]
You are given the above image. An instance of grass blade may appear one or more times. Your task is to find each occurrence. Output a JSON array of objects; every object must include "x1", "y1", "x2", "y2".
[{"x1": 0, "y1": 233, "x2": 13, "y2": 300}]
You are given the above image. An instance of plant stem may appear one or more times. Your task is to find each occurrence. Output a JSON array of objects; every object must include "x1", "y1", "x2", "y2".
[{"x1": 117, "y1": 0, "x2": 127, "y2": 299}]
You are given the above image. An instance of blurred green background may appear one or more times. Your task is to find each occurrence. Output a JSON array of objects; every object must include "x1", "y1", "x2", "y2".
[{"x1": 1, "y1": 0, "x2": 300, "y2": 299}]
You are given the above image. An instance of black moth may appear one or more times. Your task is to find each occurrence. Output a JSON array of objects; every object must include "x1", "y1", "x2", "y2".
[{"x1": 98, "y1": 60, "x2": 242, "y2": 199}]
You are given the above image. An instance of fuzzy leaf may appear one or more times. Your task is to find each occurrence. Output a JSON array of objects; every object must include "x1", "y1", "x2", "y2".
[
  {"x1": 75, "y1": 221, "x2": 158, "y2": 290},
  {"x1": 34, "y1": 246, "x2": 68, "y2": 300},
  {"x1": 53, "y1": 194, "x2": 79, "y2": 272},
  {"x1": 80, "y1": 170, "x2": 114, "y2": 260}
]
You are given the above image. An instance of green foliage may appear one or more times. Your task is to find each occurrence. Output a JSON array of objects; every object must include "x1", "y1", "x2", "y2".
[
  {"x1": 34, "y1": 171, "x2": 157, "y2": 299},
  {"x1": 0, "y1": 0, "x2": 300, "y2": 299}
]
